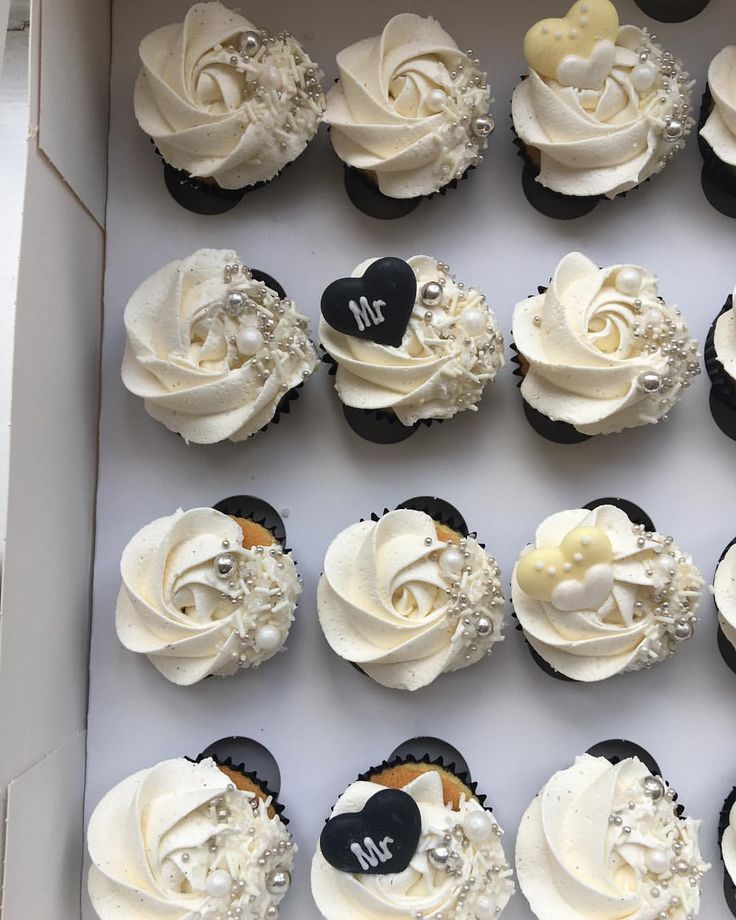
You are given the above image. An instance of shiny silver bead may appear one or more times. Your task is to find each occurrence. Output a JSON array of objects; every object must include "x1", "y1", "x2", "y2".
[
  {"x1": 643, "y1": 775, "x2": 666, "y2": 801},
  {"x1": 215, "y1": 553, "x2": 236, "y2": 577},
  {"x1": 266, "y1": 868, "x2": 291, "y2": 894},
  {"x1": 471, "y1": 114, "x2": 495, "y2": 138},
  {"x1": 664, "y1": 118, "x2": 684, "y2": 142},
  {"x1": 240, "y1": 30, "x2": 261, "y2": 56},
  {"x1": 428, "y1": 845, "x2": 451, "y2": 867},
  {"x1": 224, "y1": 290, "x2": 247, "y2": 316},
  {"x1": 674, "y1": 620, "x2": 694, "y2": 641},
  {"x1": 475, "y1": 616, "x2": 493, "y2": 636},
  {"x1": 637, "y1": 372, "x2": 662, "y2": 393},
  {"x1": 420, "y1": 281, "x2": 443, "y2": 307}
]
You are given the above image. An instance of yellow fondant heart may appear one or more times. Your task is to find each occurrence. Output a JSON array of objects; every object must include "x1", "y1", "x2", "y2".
[
  {"x1": 517, "y1": 526, "x2": 614, "y2": 602},
  {"x1": 523, "y1": 0, "x2": 620, "y2": 82}
]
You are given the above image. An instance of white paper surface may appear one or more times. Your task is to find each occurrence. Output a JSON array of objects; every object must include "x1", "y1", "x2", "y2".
[{"x1": 87, "y1": 0, "x2": 736, "y2": 916}]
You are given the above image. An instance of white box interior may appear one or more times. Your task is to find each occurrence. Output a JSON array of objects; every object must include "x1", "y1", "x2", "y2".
[{"x1": 3, "y1": 0, "x2": 736, "y2": 918}]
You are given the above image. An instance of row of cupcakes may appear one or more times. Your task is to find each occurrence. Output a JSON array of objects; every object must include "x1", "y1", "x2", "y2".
[
  {"x1": 121, "y1": 247, "x2": 736, "y2": 446},
  {"x1": 134, "y1": 2, "x2": 736, "y2": 220},
  {"x1": 113, "y1": 492, "x2": 736, "y2": 689},
  {"x1": 87, "y1": 733, "x2": 731, "y2": 920}
]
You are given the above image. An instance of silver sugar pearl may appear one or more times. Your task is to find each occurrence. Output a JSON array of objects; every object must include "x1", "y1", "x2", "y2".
[
  {"x1": 224, "y1": 291, "x2": 247, "y2": 316},
  {"x1": 637, "y1": 372, "x2": 662, "y2": 393},
  {"x1": 475, "y1": 616, "x2": 493, "y2": 637},
  {"x1": 664, "y1": 118, "x2": 685, "y2": 142},
  {"x1": 471, "y1": 114, "x2": 495, "y2": 138},
  {"x1": 215, "y1": 553, "x2": 236, "y2": 577},
  {"x1": 240, "y1": 30, "x2": 261, "y2": 56},
  {"x1": 428, "y1": 845, "x2": 451, "y2": 868},
  {"x1": 674, "y1": 620, "x2": 694, "y2": 641},
  {"x1": 420, "y1": 281, "x2": 443, "y2": 307},
  {"x1": 643, "y1": 775, "x2": 666, "y2": 801},
  {"x1": 266, "y1": 868, "x2": 292, "y2": 894}
]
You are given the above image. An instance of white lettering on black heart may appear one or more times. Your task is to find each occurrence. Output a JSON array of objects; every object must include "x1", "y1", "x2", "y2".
[
  {"x1": 350, "y1": 836, "x2": 395, "y2": 871},
  {"x1": 348, "y1": 296, "x2": 386, "y2": 332}
]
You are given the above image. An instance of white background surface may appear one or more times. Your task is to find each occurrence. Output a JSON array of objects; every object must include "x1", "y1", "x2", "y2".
[{"x1": 87, "y1": 0, "x2": 736, "y2": 916}]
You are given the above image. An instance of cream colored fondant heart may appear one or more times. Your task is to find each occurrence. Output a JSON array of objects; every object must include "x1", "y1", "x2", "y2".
[
  {"x1": 516, "y1": 525, "x2": 614, "y2": 607},
  {"x1": 523, "y1": 0, "x2": 620, "y2": 83},
  {"x1": 550, "y1": 562, "x2": 615, "y2": 611},
  {"x1": 557, "y1": 38, "x2": 616, "y2": 89}
]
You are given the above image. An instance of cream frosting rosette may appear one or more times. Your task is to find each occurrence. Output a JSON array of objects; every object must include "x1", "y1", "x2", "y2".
[
  {"x1": 701, "y1": 46, "x2": 736, "y2": 167},
  {"x1": 512, "y1": 0, "x2": 694, "y2": 199},
  {"x1": 134, "y1": 2, "x2": 324, "y2": 189},
  {"x1": 324, "y1": 14, "x2": 494, "y2": 198},
  {"x1": 722, "y1": 794, "x2": 736, "y2": 888},
  {"x1": 512, "y1": 504, "x2": 703, "y2": 681},
  {"x1": 516, "y1": 754, "x2": 709, "y2": 920},
  {"x1": 317, "y1": 509, "x2": 505, "y2": 691},
  {"x1": 320, "y1": 256, "x2": 504, "y2": 426},
  {"x1": 122, "y1": 249, "x2": 318, "y2": 444},
  {"x1": 513, "y1": 251, "x2": 699, "y2": 436},
  {"x1": 713, "y1": 287, "x2": 736, "y2": 385},
  {"x1": 311, "y1": 771, "x2": 514, "y2": 920},
  {"x1": 714, "y1": 542, "x2": 736, "y2": 653},
  {"x1": 116, "y1": 508, "x2": 300, "y2": 685},
  {"x1": 88, "y1": 757, "x2": 295, "y2": 920}
]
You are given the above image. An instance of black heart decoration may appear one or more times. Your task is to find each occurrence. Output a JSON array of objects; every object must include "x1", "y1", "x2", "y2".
[
  {"x1": 320, "y1": 788, "x2": 421, "y2": 875},
  {"x1": 321, "y1": 257, "x2": 417, "y2": 347}
]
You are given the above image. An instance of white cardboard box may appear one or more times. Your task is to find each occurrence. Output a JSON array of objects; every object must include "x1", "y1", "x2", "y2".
[{"x1": 3, "y1": 0, "x2": 736, "y2": 918}]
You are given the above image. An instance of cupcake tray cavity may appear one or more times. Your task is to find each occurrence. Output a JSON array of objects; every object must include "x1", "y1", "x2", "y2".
[{"x1": 87, "y1": 1, "x2": 736, "y2": 917}]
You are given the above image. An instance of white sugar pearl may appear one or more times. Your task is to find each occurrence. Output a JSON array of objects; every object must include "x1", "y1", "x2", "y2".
[
  {"x1": 460, "y1": 308, "x2": 486, "y2": 336},
  {"x1": 615, "y1": 267, "x2": 643, "y2": 296},
  {"x1": 644, "y1": 308, "x2": 663, "y2": 326},
  {"x1": 255, "y1": 624, "x2": 282, "y2": 652},
  {"x1": 646, "y1": 848, "x2": 670, "y2": 875},
  {"x1": 464, "y1": 810, "x2": 493, "y2": 842},
  {"x1": 630, "y1": 61, "x2": 657, "y2": 93},
  {"x1": 205, "y1": 869, "x2": 232, "y2": 899},
  {"x1": 260, "y1": 64, "x2": 282, "y2": 90},
  {"x1": 475, "y1": 895, "x2": 496, "y2": 919},
  {"x1": 426, "y1": 89, "x2": 447, "y2": 112},
  {"x1": 236, "y1": 326, "x2": 264, "y2": 355},
  {"x1": 439, "y1": 547, "x2": 463, "y2": 574}
]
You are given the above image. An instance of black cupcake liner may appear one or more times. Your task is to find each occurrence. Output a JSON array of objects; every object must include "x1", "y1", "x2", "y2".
[
  {"x1": 715, "y1": 537, "x2": 736, "y2": 677},
  {"x1": 698, "y1": 86, "x2": 736, "y2": 219},
  {"x1": 514, "y1": 497, "x2": 656, "y2": 682},
  {"x1": 510, "y1": 339, "x2": 592, "y2": 444},
  {"x1": 213, "y1": 494, "x2": 288, "y2": 547},
  {"x1": 718, "y1": 785, "x2": 736, "y2": 916},
  {"x1": 320, "y1": 349, "x2": 435, "y2": 444},
  {"x1": 705, "y1": 297, "x2": 736, "y2": 443},
  {"x1": 154, "y1": 140, "x2": 294, "y2": 216},
  {"x1": 634, "y1": 0, "x2": 711, "y2": 22},
  {"x1": 194, "y1": 736, "x2": 287, "y2": 822},
  {"x1": 586, "y1": 739, "x2": 662, "y2": 779}
]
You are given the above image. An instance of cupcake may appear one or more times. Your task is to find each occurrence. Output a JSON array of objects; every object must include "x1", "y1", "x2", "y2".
[
  {"x1": 512, "y1": 251, "x2": 700, "y2": 442},
  {"x1": 633, "y1": 0, "x2": 711, "y2": 25},
  {"x1": 713, "y1": 538, "x2": 736, "y2": 675},
  {"x1": 116, "y1": 505, "x2": 300, "y2": 684},
  {"x1": 512, "y1": 502, "x2": 704, "y2": 681},
  {"x1": 311, "y1": 750, "x2": 514, "y2": 919},
  {"x1": 706, "y1": 286, "x2": 736, "y2": 439},
  {"x1": 87, "y1": 754, "x2": 295, "y2": 919},
  {"x1": 699, "y1": 46, "x2": 736, "y2": 218},
  {"x1": 317, "y1": 503, "x2": 505, "y2": 690},
  {"x1": 320, "y1": 256, "x2": 504, "y2": 443},
  {"x1": 134, "y1": 2, "x2": 325, "y2": 214},
  {"x1": 511, "y1": 0, "x2": 695, "y2": 219},
  {"x1": 720, "y1": 785, "x2": 736, "y2": 915},
  {"x1": 122, "y1": 249, "x2": 318, "y2": 444},
  {"x1": 324, "y1": 14, "x2": 494, "y2": 218},
  {"x1": 516, "y1": 751, "x2": 710, "y2": 918}
]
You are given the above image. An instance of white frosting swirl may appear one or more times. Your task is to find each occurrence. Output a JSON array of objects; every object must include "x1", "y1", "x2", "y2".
[
  {"x1": 134, "y1": 2, "x2": 324, "y2": 188},
  {"x1": 324, "y1": 14, "x2": 493, "y2": 198},
  {"x1": 512, "y1": 504, "x2": 703, "y2": 682},
  {"x1": 714, "y1": 287, "x2": 736, "y2": 385},
  {"x1": 311, "y1": 771, "x2": 514, "y2": 919},
  {"x1": 320, "y1": 256, "x2": 504, "y2": 427},
  {"x1": 116, "y1": 508, "x2": 300, "y2": 685},
  {"x1": 723, "y1": 795, "x2": 736, "y2": 888},
  {"x1": 714, "y1": 542, "x2": 736, "y2": 654},
  {"x1": 122, "y1": 249, "x2": 318, "y2": 444},
  {"x1": 516, "y1": 754, "x2": 710, "y2": 920},
  {"x1": 317, "y1": 509, "x2": 505, "y2": 691},
  {"x1": 512, "y1": 27, "x2": 694, "y2": 198},
  {"x1": 513, "y1": 251, "x2": 699, "y2": 436},
  {"x1": 88, "y1": 757, "x2": 295, "y2": 920},
  {"x1": 701, "y1": 46, "x2": 736, "y2": 167}
]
